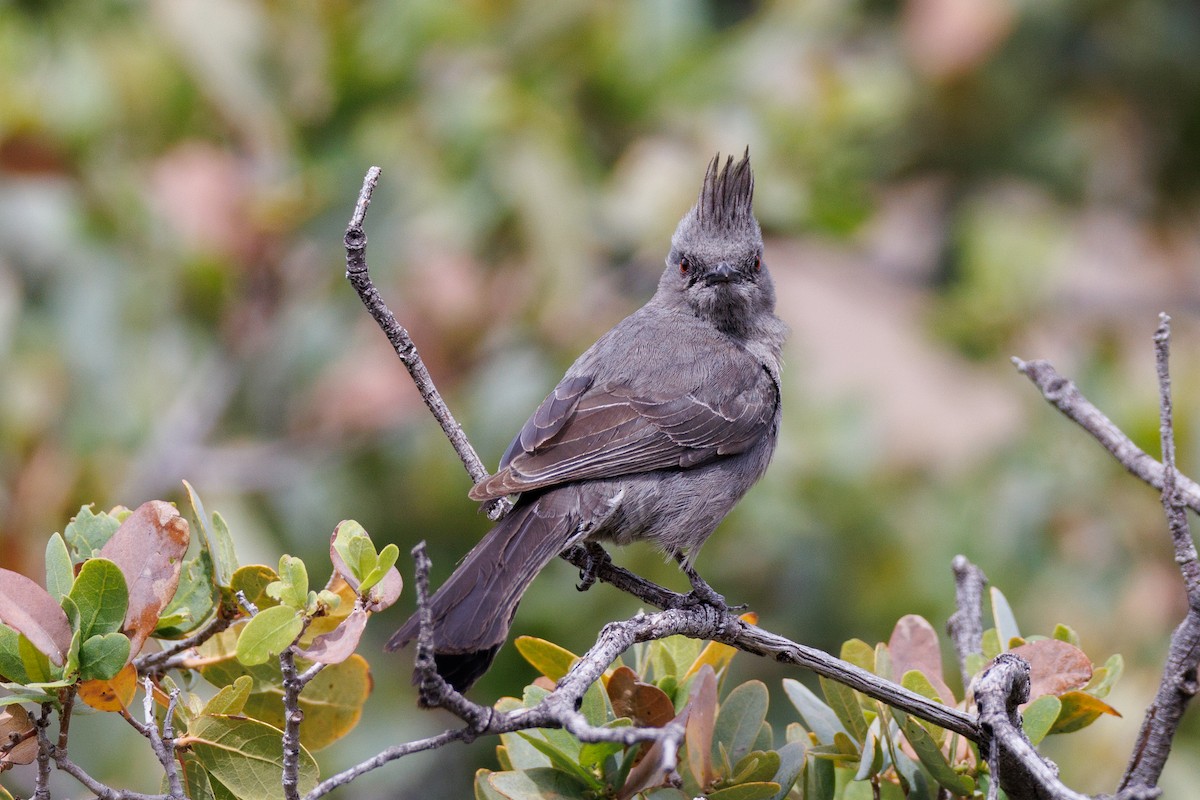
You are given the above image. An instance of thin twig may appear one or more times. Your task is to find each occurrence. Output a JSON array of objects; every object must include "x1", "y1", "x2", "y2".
[
  {"x1": 343, "y1": 167, "x2": 510, "y2": 521},
  {"x1": 33, "y1": 704, "x2": 51, "y2": 800},
  {"x1": 280, "y1": 646, "x2": 305, "y2": 800},
  {"x1": 134, "y1": 614, "x2": 233, "y2": 674},
  {"x1": 1013, "y1": 357, "x2": 1200, "y2": 510},
  {"x1": 1118, "y1": 315, "x2": 1200, "y2": 794},
  {"x1": 236, "y1": 590, "x2": 259, "y2": 617},
  {"x1": 139, "y1": 677, "x2": 184, "y2": 800}
]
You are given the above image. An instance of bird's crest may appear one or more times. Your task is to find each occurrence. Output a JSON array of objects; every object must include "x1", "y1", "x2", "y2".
[{"x1": 695, "y1": 148, "x2": 755, "y2": 232}]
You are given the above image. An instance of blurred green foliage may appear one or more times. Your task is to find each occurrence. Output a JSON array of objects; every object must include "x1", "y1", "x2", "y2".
[{"x1": 2, "y1": 0, "x2": 1200, "y2": 796}]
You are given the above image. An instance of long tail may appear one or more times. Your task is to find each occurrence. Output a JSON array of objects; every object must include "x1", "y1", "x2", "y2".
[{"x1": 385, "y1": 492, "x2": 580, "y2": 691}]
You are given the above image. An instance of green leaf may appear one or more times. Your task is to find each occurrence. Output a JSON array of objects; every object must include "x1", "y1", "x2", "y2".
[
  {"x1": 873, "y1": 643, "x2": 892, "y2": 681},
  {"x1": 175, "y1": 757, "x2": 215, "y2": 800},
  {"x1": 235, "y1": 606, "x2": 303, "y2": 666},
  {"x1": 516, "y1": 733, "x2": 603, "y2": 791},
  {"x1": 359, "y1": 543, "x2": 399, "y2": 593},
  {"x1": 579, "y1": 673, "x2": 612, "y2": 727},
  {"x1": 183, "y1": 481, "x2": 237, "y2": 587},
  {"x1": 840, "y1": 639, "x2": 875, "y2": 674},
  {"x1": 1052, "y1": 623, "x2": 1080, "y2": 646},
  {"x1": 707, "y1": 782, "x2": 781, "y2": 800},
  {"x1": 753, "y1": 720, "x2": 773, "y2": 754},
  {"x1": 498, "y1": 728, "x2": 552, "y2": 771},
  {"x1": 156, "y1": 548, "x2": 220, "y2": 638},
  {"x1": 187, "y1": 714, "x2": 318, "y2": 800},
  {"x1": 820, "y1": 676, "x2": 868, "y2": 743},
  {"x1": 210, "y1": 512, "x2": 239, "y2": 586},
  {"x1": 900, "y1": 716, "x2": 973, "y2": 795},
  {"x1": 45, "y1": 534, "x2": 74, "y2": 603},
  {"x1": 891, "y1": 747, "x2": 934, "y2": 800},
  {"x1": 578, "y1": 719, "x2": 629, "y2": 769},
  {"x1": 487, "y1": 767, "x2": 592, "y2": 800},
  {"x1": 768, "y1": 740, "x2": 806, "y2": 800},
  {"x1": 714, "y1": 680, "x2": 770, "y2": 766},
  {"x1": 17, "y1": 632, "x2": 51, "y2": 684},
  {"x1": 990, "y1": 587, "x2": 1021, "y2": 647},
  {"x1": 1022, "y1": 695, "x2": 1061, "y2": 745},
  {"x1": 0, "y1": 624, "x2": 29, "y2": 684},
  {"x1": 514, "y1": 636, "x2": 579, "y2": 683},
  {"x1": 63, "y1": 506, "x2": 121, "y2": 561},
  {"x1": 78, "y1": 632, "x2": 131, "y2": 681},
  {"x1": 202, "y1": 675, "x2": 254, "y2": 716},
  {"x1": 804, "y1": 749, "x2": 836, "y2": 800},
  {"x1": 853, "y1": 718, "x2": 883, "y2": 781},
  {"x1": 229, "y1": 565, "x2": 281, "y2": 611},
  {"x1": 981, "y1": 628, "x2": 1002, "y2": 662},
  {"x1": 731, "y1": 750, "x2": 780, "y2": 784},
  {"x1": 1085, "y1": 654, "x2": 1124, "y2": 699},
  {"x1": 68, "y1": 558, "x2": 129, "y2": 640},
  {"x1": 782, "y1": 678, "x2": 846, "y2": 744},
  {"x1": 266, "y1": 556, "x2": 309, "y2": 611},
  {"x1": 333, "y1": 522, "x2": 377, "y2": 584},
  {"x1": 475, "y1": 769, "x2": 508, "y2": 800}
]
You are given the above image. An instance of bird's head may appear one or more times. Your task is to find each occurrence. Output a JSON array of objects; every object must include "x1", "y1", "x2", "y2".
[{"x1": 659, "y1": 149, "x2": 775, "y2": 336}]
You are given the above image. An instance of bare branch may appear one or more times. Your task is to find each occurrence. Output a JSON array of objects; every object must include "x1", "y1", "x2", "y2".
[
  {"x1": 280, "y1": 647, "x2": 305, "y2": 800},
  {"x1": 342, "y1": 167, "x2": 510, "y2": 521},
  {"x1": 33, "y1": 704, "x2": 51, "y2": 800},
  {"x1": 1152, "y1": 315, "x2": 1200, "y2": 598},
  {"x1": 139, "y1": 677, "x2": 184, "y2": 800},
  {"x1": 1013, "y1": 357, "x2": 1200, "y2": 511},
  {"x1": 947, "y1": 555, "x2": 988, "y2": 688},
  {"x1": 1118, "y1": 314, "x2": 1200, "y2": 794}
]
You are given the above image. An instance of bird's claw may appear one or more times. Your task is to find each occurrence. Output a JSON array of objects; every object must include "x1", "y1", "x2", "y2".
[
  {"x1": 677, "y1": 559, "x2": 743, "y2": 613},
  {"x1": 576, "y1": 542, "x2": 611, "y2": 592}
]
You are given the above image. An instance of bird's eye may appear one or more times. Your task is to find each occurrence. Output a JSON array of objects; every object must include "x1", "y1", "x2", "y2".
[
  {"x1": 679, "y1": 256, "x2": 690, "y2": 275},
  {"x1": 754, "y1": 256, "x2": 762, "y2": 272}
]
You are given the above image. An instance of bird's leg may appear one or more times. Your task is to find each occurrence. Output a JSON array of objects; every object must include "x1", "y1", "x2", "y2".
[
  {"x1": 675, "y1": 553, "x2": 746, "y2": 612},
  {"x1": 575, "y1": 541, "x2": 612, "y2": 592}
]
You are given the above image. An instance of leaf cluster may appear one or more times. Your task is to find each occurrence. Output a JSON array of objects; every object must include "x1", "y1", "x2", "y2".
[
  {"x1": 475, "y1": 588, "x2": 1123, "y2": 800},
  {"x1": 0, "y1": 483, "x2": 402, "y2": 799}
]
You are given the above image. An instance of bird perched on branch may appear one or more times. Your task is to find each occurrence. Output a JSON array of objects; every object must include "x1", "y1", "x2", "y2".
[{"x1": 387, "y1": 149, "x2": 787, "y2": 691}]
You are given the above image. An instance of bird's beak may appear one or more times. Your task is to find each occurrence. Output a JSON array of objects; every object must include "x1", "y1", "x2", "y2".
[{"x1": 705, "y1": 263, "x2": 737, "y2": 285}]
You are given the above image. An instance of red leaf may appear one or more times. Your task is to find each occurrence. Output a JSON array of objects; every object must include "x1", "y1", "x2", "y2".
[
  {"x1": 0, "y1": 705, "x2": 37, "y2": 766},
  {"x1": 0, "y1": 568, "x2": 72, "y2": 666},
  {"x1": 889, "y1": 614, "x2": 955, "y2": 705},
  {"x1": 97, "y1": 501, "x2": 190, "y2": 656},
  {"x1": 299, "y1": 607, "x2": 368, "y2": 664},
  {"x1": 1009, "y1": 640, "x2": 1093, "y2": 699},
  {"x1": 606, "y1": 666, "x2": 675, "y2": 728}
]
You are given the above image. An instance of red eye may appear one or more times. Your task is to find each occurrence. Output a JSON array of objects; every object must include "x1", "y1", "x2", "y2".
[
  {"x1": 679, "y1": 256, "x2": 690, "y2": 275},
  {"x1": 754, "y1": 256, "x2": 762, "y2": 271}
]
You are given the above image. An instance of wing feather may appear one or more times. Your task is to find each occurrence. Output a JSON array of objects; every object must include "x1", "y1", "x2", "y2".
[{"x1": 469, "y1": 359, "x2": 777, "y2": 501}]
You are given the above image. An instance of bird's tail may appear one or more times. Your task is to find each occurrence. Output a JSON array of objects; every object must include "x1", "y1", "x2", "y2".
[{"x1": 385, "y1": 494, "x2": 578, "y2": 691}]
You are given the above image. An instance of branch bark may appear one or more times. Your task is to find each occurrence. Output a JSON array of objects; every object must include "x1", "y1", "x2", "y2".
[
  {"x1": 343, "y1": 166, "x2": 509, "y2": 521},
  {"x1": 1116, "y1": 315, "x2": 1200, "y2": 795}
]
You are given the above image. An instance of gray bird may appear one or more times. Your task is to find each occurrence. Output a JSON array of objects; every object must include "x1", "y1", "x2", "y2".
[{"x1": 386, "y1": 150, "x2": 787, "y2": 691}]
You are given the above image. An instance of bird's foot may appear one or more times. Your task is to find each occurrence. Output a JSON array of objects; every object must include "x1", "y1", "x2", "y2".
[
  {"x1": 677, "y1": 560, "x2": 746, "y2": 613},
  {"x1": 576, "y1": 541, "x2": 611, "y2": 592}
]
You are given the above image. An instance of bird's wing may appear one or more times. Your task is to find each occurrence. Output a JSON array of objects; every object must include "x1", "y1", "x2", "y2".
[{"x1": 468, "y1": 360, "x2": 777, "y2": 501}]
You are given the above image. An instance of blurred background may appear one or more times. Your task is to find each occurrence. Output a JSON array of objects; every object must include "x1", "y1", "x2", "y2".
[{"x1": 3, "y1": 0, "x2": 1200, "y2": 796}]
